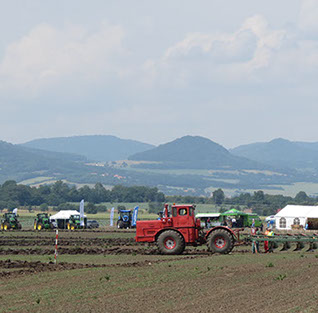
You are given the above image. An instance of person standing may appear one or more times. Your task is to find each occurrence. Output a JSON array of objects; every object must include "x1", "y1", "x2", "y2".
[
  {"x1": 207, "y1": 218, "x2": 211, "y2": 229},
  {"x1": 232, "y1": 217, "x2": 237, "y2": 228},
  {"x1": 251, "y1": 227, "x2": 257, "y2": 253},
  {"x1": 268, "y1": 228, "x2": 274, "y2": 252},
  {"x1": 251, "y1": 218, "x2": 255, "y2": 228},
  {"x1": 255, "y1": 227, "x2": 261, "y2": 253},
  {"x1": 264, "y1": 228, "x2": 270, "y2": 253}
]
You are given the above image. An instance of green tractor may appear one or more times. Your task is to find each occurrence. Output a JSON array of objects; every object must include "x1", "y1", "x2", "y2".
[
  {"x1": 0, "y1": 213, "x2": 22, "y2": 231},
  {"x1": 67, "y1": 215, "x2": 86, "y2": 230},
  {"x1": 34, "y1": 213, "x2": 53, "y2": 231}
]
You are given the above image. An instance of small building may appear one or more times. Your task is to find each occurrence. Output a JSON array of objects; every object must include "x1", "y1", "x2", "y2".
[
  {"x1": 275, "y1": 205, "x2": 318, "y2": 230},
  {"x1": 50, "y1": 210, "x2": 87, "y2": 229}
]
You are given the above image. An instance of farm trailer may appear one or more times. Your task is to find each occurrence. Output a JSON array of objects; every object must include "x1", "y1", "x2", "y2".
[
  {"x1": 136, "y1": 204, "x2": 239, "y2": 255},
  {"x1": 247, "y1": 233, "x2": 318, "y2": 252}
]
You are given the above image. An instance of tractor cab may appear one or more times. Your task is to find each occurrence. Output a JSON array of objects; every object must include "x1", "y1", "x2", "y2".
[
  {"x1": 117, "y1": 210, "x2": 132, "y2": 229},
  {"x1": 37, "y1": 213, "x2": 49, "y2": 223},
  {"x1": 34, "y1": 213, "x2": 53, "y2": 231},
  {"x1": 67, "y1": 214, "x2": 86, "y2": 230},
  {"x1": 5, "y1": 213, "x2": 17, "y2": 222},
  {"x1": 1, "y1": 213, "x2": 22, "y2": 230},
  {"x1": 70, "y1": 214, "x2": 80, "y2": 226}
]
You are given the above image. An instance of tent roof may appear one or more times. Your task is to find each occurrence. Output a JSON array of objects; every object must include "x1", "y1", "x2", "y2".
[
  {"x1": 275, "y1": 205, "x2": 318, "y2": 218},
  {"x1": 50, "y1": 210, "x2": 86, "y2": 220},
  {"x1": 307, "y1": 208, "x2": 318, "y2": 218},
  {"x1": 196, "y1": 213, "x2": 220, "y2": 218},
  {"x1": 222, "y1": 209, "x2": 247, "y2": 216}
]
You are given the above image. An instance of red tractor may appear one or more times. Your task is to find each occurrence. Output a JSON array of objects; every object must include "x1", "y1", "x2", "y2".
[{"x1": 136, "y1": 204, "x2": 237, "y2": 255}]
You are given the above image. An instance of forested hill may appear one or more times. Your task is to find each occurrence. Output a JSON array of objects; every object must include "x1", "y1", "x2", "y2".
[
  {"x1": 21, "y1": 135, "x2": 155, "y2": 162},
  {"x1": 0, "y1": 140, "x2": 88, "y2": 182},
  {"x1": 231, "y1": 138, "x2": 318, "y2": 169},
  {"x1": 129, "y1": 135, "x2": 266, "y2": 170}
]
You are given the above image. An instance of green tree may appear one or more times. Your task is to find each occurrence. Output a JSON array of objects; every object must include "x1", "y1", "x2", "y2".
[
  {"x1": 40, "y1": 203, "x2": 49, "y2": 212},
  {"x1": 86, "y1": 202, "x2": 97, "y2": 214},
  {"x1": 295, "y1": 191, "x2": 309, "y2": 203},
  {"x1": 212, "y1": 189, "x2": 225, "y2": 205}
]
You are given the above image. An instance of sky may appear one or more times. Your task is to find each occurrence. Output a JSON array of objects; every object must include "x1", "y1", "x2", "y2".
[{"x1": 0, "y1": 0, "x2": 318, "y2": 148}]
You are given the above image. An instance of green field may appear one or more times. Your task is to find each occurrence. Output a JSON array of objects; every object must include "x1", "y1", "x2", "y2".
[{"x1": 0, "y1": 229, "x2": 317, "y2": 313}]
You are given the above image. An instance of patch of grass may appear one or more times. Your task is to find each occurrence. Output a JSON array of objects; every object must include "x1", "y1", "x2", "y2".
[{"x1": 275, "y1": 274, "x2": 287, "y2": 281}]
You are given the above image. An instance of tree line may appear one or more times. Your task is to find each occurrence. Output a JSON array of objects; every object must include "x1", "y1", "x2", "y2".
[
  {"x1": 0, "y1": 180, "x2": 165, "y2": 212},
  {"x1": 0, "y1": 180, "x2": 316, "y2": 215},
  {"x1": 167, "y1": 189, "x2": 317, "y2": 216}
]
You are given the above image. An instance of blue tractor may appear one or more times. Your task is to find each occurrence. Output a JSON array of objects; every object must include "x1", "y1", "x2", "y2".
[{"x1": 117, "y1": 207, "x2": 139, "y2": 229}]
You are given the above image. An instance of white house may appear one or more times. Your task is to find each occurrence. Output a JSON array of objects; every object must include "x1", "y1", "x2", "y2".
[{"x1": 275, "y1": 205, "x2": 318, "y2": 230}]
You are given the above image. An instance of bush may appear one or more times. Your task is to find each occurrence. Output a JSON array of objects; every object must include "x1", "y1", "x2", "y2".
[
  {"x1": 148, "y1": 202, "x2": 163, "y2": 214},
  {"x1": 40, "y1": 203, "x2": 49, "y2": 212},
  {"x1": 86, "y1": 202, "x2": 97, "y2": 214}
]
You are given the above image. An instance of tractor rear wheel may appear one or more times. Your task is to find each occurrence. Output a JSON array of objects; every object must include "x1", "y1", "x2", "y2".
[
  {"x1": 67, "y1": 223, "x2": 71, "y2": 230},
  {"x1": 17, "y1": 223, "x2": 22, "y2": 230},
  {"x1": 207, "y1": 229, "x2": 234, "y2": 254},
  {"x1": 157, "y1": 230, "x2": 185, "y2": 255},
  {"x1": 0, "y1": 223, "x2": 3, "y2": 230}
]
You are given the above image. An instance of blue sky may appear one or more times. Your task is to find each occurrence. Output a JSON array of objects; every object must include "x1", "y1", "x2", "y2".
[{"x1": 0, "y1": 0, "x2": 317, "y2": 147}]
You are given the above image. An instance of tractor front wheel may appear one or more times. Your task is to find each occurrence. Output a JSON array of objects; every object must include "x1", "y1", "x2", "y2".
[
  {"x1": 17, "y1": 223, "x2": 22, "y2": 230},
  {"x1": 37, "y1": 223, "x2": 43, "y2": 231},
  {"x1": 117, "y1": 221, "x2": 124, "y2": 229},
  {"x1": 207, "y1": 229, "x2": 234, "y2": 254},
  {"x1": 157, "y1": 230, "x2": 185, "y2": 255},
  {"x1": 4, "y1": 223, "x2": 10, "y2": 231},
  {"x1": 67, "y1": 223, "x2": 71, "y2": 230}
]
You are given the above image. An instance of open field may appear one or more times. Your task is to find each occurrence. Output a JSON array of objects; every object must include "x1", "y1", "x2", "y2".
[{"x1": 1, "y1": 229, "x2": 318, "y2": 313}]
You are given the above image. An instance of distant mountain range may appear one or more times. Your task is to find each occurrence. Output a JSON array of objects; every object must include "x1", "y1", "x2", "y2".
[
  {"x1": 129, "y1": 136, "x2": 265, "y2": 170},
  {"x1": 21, "y1": 135, "x2": 154, "y2": 162},
  {"x1": 0, "y1": 140, "x2": 88, "y2": 182},
  {"x1": 2, "y1": 134, "x2": 318, "y2": 195},
  {"x1": 231, "y1": 138, "x2": 318, "y2": 170}
]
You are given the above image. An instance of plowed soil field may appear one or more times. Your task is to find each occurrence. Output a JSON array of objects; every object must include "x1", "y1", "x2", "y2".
[{"x1": 1, "y1": 229, "x2": 317, "y2": 313}]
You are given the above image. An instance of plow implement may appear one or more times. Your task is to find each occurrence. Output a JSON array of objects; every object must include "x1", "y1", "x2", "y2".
[{"x1": 247, "y1": 233, "x2": 318, "y2": 252}]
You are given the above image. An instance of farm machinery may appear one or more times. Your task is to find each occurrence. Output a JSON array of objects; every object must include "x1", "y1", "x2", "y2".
[
  {"x1": 67, "y1": 215, "x2": 86, "y2": 230},
  {"x1": 247, "y1": 233, "x2": 318, "y2": 252},
  {"x1": 0, "y1": 213, "x2": 22, "y2": 231},
  {"x1": 117, "y1": 207, "x2": 139, "y2": 229},
  {"x1": 34, "y1": 213, "x2": 53, "y2": 231},
  {"x1": 136, "y1": 204, "x2": 238, "y2": 255}
]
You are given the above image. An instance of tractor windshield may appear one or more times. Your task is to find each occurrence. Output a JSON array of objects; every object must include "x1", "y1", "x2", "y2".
[{"x1": 6, "y1": 213, "x2": 16, "y2": 219}]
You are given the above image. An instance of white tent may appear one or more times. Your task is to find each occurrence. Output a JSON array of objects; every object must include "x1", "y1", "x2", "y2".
[
  {"x1": 50, "y1": 210, "x2": 82, "y2": 220},
  {"x1": 275, "y1": 205, "x2": 318, "y2": 230},
  {"x1": 50, "y1": 210, "x2": 86, "y2": 229}
]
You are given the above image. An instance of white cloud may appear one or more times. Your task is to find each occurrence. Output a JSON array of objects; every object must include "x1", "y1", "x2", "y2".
[
  {"x1": 143, "y1": 15, "x2": 287, "y2": 87},
  {"x1": 0, "y1": 22, "x2": 125, "y2": 96}
]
